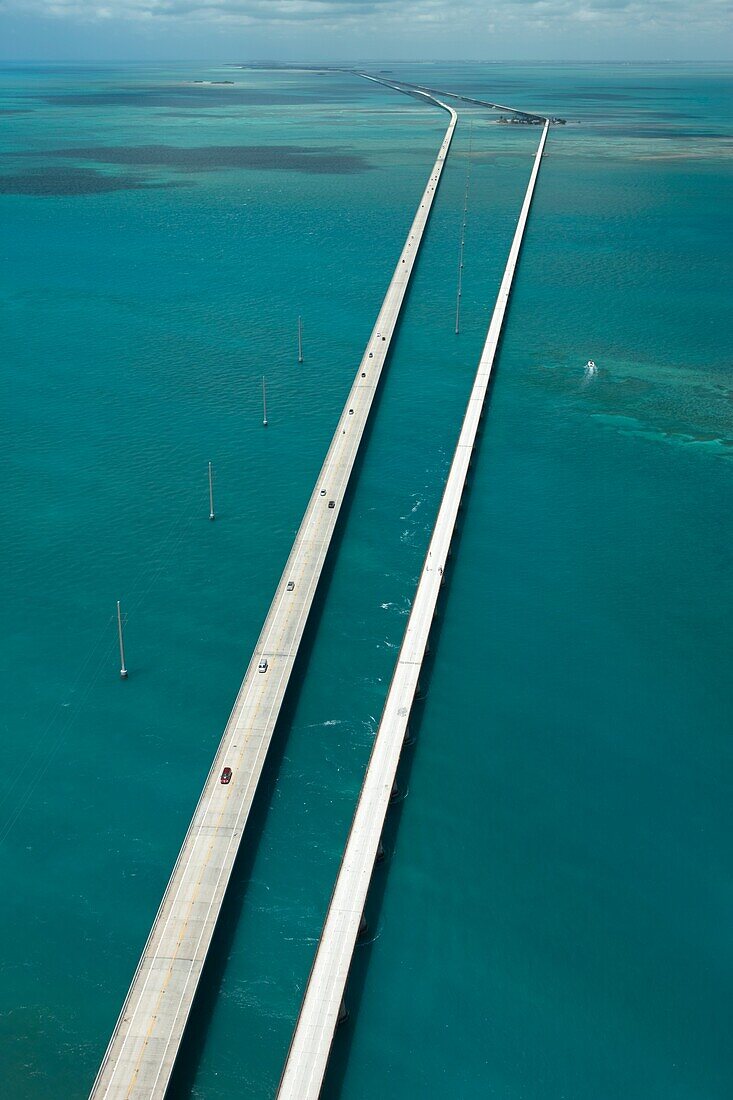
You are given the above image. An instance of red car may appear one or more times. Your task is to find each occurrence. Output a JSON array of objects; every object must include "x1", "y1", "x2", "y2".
[{"x1": 220, "y1": 767, "x2": 232, "y2": 785}]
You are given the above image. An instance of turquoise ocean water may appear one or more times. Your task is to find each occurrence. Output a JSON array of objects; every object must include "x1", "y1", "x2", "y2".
[{"x1": 0, "y1": 61, "x2": 731, "y2": 1098}]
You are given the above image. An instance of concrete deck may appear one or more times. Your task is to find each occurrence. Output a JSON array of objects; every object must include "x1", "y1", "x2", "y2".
[
  {"x1": 89, "y1": 91, "x2": 456, "y2": 1100},
  {"x1": 276, "y1": 118, "x2": 549, "y2": 1100}
]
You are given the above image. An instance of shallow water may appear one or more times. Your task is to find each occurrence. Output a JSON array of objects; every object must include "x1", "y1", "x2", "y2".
[{"x1": 0, "y1": 61, "x2": 731, "y2": 1099}]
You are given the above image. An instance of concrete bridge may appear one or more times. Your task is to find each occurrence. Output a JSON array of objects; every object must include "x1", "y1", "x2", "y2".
[
  {"x1": 276, "y1": 117, "x2": 550, "y2": 1100},
  {"x1": 88, "y1": 86, "x2": 457, "y2": 1100}
]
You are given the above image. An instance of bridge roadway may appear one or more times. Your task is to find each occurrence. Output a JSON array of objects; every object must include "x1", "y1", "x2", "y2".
[
  {"x1": 89, "y1": 90, "x2": 457, "y2": 1100},
  {"x1": 277, "y1": 117, "x2": 550, "y2": 1100}
]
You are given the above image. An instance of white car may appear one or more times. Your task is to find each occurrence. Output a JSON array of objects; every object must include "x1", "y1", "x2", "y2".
[{"x1": 258, "y1": 658, "x2": 268, "y2": 673}]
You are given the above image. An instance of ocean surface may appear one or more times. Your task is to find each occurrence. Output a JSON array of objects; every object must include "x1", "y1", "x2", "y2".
[{"x1": 0, "y1": 60, "x2": 731, "y2": 1099}]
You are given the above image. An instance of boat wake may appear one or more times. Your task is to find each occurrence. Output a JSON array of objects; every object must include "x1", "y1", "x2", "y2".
[{"x1": 582, "y1": 358, "x2": 598, "y2": 386}]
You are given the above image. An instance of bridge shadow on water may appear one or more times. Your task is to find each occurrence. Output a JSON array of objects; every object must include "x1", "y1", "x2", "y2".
[{"x1": 320, "y1": 357, "x2": 503, "y2": 1098}]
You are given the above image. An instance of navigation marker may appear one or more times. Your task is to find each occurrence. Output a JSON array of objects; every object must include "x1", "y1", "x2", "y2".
[
  {"x1": 208, "y1": 460, "x2": 215, "y2": 521},
  {"x1": 262, "y1": 375, "x2": 268, "y2": 427},
  {"x1": 298, "y1": 315, "x2": 303, "y2": 364}
]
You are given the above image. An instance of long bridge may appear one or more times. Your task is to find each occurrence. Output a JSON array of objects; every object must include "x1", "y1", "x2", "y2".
[
  {"x1": 89, "y1": 85, "x2": 457, "y2": 1100},
  {"x1": 276, "y1": 115, "x2": 550, "y2": 1100},
  {"x1": 376, "y1": 74, "x2": 548, "y2": 122}
]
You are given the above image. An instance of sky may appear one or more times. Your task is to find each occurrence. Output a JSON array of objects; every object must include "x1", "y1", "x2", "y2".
[{"x1": 0, "y1": 0, "x2": 731, "y2": 61}]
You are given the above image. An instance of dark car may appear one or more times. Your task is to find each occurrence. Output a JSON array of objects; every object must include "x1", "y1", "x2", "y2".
[
  {"x1": 328, "y1": 500, "x2": 335, "y2": 509},
  {"x1": 220, "y1": 767, "x2": 232, "y2": 785}
]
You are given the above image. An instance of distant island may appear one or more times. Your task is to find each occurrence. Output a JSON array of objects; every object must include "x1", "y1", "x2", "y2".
[{"x1": 497, "y1": 115, "x2": 566, "y2": 125}]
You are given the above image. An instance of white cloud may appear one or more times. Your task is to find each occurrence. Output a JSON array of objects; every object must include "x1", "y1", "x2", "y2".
[{"x1": 2, "y1": 0, "x2": 732, "y2": 31}]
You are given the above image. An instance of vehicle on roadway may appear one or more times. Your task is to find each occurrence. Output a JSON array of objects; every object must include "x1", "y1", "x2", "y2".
[
  {"x1": 258, "y1": 658, "x2": 268, "y2": 673},
  {"x1": 328, "y1": 501, "x2": 335, "y2": 509},
  {"x1": 320, "y1": 489, "x2": 326, "y2": 496},
  {"x1": 220, "y1": 767, "x2": 232, "y2": 785},
  {"x1": 286, "y1": 581, "x2": 295, "y2": 592}
]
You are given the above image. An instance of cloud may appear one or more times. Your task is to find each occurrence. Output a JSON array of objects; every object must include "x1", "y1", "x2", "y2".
[{"x1": 2, "y1": 0, "x2": 731, "y2": 32}]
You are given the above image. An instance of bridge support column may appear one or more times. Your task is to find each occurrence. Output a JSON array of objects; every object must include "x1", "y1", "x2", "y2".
[
  {"x1": 375, "y1": 839, "x2": 385, "y2": 864},
  {"x1": 358, "y1": 913, "x2": 368, "y2": 941},
  {"x1": 389, "y1": 781, "x2": 400, "y2": 804},
  {"x1": 338, "y1": 997, "x2": 349, "y2": 1027}
]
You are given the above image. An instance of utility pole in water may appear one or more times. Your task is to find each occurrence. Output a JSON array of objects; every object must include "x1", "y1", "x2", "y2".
[
  {"x1": 116, "y1": 601, "x2": 128, "y2": 679},
  {"x1": 455, "y1": 122, "x2": 472, "y2": 335},
  {"x1": 208, "y1": 460, "x2": 215, "y2": 521}
]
